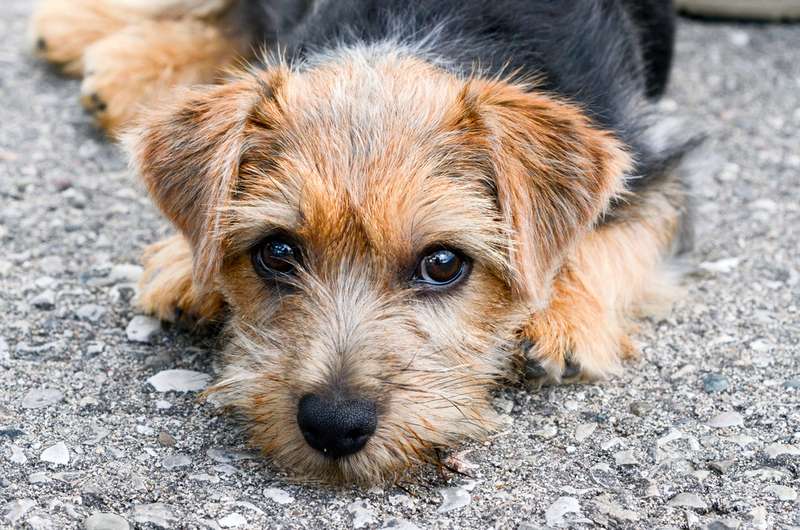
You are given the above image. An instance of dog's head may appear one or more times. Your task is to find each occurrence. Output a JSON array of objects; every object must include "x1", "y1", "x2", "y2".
[{"x1": 127, "y1": 50, "x2": 629, "y2": 484}]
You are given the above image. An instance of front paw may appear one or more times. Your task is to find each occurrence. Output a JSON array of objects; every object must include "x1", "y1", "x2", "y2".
[
  {"x1": 137, "y1": 235, "x2": 225, "y2": 326},
  {"x1": 28, "y1": 0, "x2": 128, "y2": 75},
  {"x1": 519, "y1": 310, "x2": 635, "y2": 387}
]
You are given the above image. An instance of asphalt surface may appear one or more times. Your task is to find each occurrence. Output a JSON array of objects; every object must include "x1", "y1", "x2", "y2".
[{"x1": 1, "y1": 2, "x2": 799, "y2": 529}]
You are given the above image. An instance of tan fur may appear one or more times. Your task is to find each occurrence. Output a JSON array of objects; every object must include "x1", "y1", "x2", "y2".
[
  {"x1": 138, "y1": 234, "x2": 226, "y2": 323},
  {"x1": 28, "y1": 3, "x2": 686, "y2": 483},
  {"x1": 29, "y1": 0, "x2": 241, "y2": 133},
  {"x1": 120, "y1": 48, "x2": 683, "y2": 484}
]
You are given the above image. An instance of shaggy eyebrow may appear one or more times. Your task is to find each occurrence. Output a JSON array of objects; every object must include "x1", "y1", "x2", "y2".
[{"x1": 218, "y1": 197, "x2": 300, "y2": 255}]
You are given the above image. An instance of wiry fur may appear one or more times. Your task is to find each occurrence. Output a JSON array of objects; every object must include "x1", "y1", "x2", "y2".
[{"x1": 32, "y1": 0, "x2": 690, "y2": 484}]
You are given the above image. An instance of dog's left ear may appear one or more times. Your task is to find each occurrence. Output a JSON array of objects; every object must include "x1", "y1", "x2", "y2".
[
  {"x1": 124, "y1": 75, "x2": 268, "y2": 292},
  {"x1": 464, "y1": 80, "x2": 632, "y2": 307}
]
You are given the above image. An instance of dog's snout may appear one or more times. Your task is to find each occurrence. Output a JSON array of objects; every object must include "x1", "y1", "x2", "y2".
[{"x1": 297, "y1": 394, "x2": 377, "y2": 458}]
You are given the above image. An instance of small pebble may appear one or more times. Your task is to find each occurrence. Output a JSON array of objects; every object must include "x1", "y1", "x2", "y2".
[
  {"x1": 125, "y1": 316, "x2": 161, "y2": 343},
  {"x1": 263, "y1": 487, "x2": 294, "y2": 505},
  {"x1": 535, "y1": 425, "x2": 558, "y2": 440},
  {"x1": 147, "y1": 369, "x2": 211, "y2": 393},
  {"x1": 157, "y1": 431, "x2": 176, "y2": 447},
  {"x1": 40, "y1": 442, "x2": 69, "y2": 466},
  {"x1": 614, "y1": 449, "x2": 638, "y2": 466},
  {"x1": 84, "y1": 512, "x2": 131, "y2": 530},
  {"x1": 575, "y1": 423, "x2": 597, "y2": 442},
  {"x1": 3, "y1": 499, "x2": 36, "y2": 524},
  {"x1": 629, "y1": 401, "x2": 653, "y2": 417},
  {"x1": 783, "y1": 378, "x2": 800, "y2": 390},
  {"x1": 707, "y1": 411, "x2": 744, "y2": 428},
  {"x1": 668, "y1": 492, "x2": 707, "y2": 510},
  {"x1": 764, "y1": 443, "x2": 800, "y2": 459},
  {"x1": 8, "y1": 444, "x2": 27, "y2": 464},
  {"x1": 709, "y1": 460, "x2": 734, "y2": 475},
  {"x1": 763, "y1": 484, "x2": 797, "y2": 501},
  {"x1": 703, "y1": 373, "x2": 729, "y2": 393},
  {"x1": 109, "y1": 264, "x2": 143, "y2": 284},
  {"x1": 437, "y1": 487, "x2": 471, "y2": 513},
  {"x1": 76, "y1": 304, "x2": 106, "y2": 322},
  {"x1": 545, "y1": 497, "x2": 581, "y2": 527},
  {"x1": 30, "y1": 290, "x2": 56, "y2": 310},
  {"x1": 218, "y1": 513, "x2": 247, "y2": 528},
  {"x1": 347, "y1": 500, "x2": 376, "y2": 528},
  {"x1": 162, "y1": 454, "x2": 191, "y2": 470},
  {"x1": 131, "y1": 503, "x2": 176, "y2": 528}
]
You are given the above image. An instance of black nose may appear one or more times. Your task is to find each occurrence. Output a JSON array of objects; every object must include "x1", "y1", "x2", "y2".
[{"x1": 297, "y1": 394, "x2": 377, "y2": 458}]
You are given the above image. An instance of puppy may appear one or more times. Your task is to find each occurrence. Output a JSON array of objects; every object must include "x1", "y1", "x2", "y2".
[{"x1": 31, "y1": 0, "x2": 690, "y2": 484}]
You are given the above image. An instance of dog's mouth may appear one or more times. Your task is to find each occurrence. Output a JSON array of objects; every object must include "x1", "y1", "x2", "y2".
[{"x1": 204, "y1": 373, "x2": 500, "y2": 485}]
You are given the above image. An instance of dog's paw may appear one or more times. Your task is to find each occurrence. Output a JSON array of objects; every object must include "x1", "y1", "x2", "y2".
[
  {"x1": 28, "y1": 0, "x2": 129, "y2": 76},
  {"x1": 519, "y1": 305, "x2": 637, "y2": 387},
  {"x1": 137, "y1": 235, "x2": 225, "y2": 326}
]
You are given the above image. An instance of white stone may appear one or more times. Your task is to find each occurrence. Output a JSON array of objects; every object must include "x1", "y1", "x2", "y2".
[
  {"x1": 699, "y1": 257, "x2": 740, "y2": 274},
  {"x1": 764, "y1": 443, "x2": 800, "y2": 458},
  {"x1": 707, "y1": 411, "x2": 744, "y2": 428},
  {"x1": 614, "y1": 450, "x2": 638, "y2": 466},
  {"x1": 535, "y1": 425, "x2": 558, "y2": 439},
  {"x1": 8, "y1": 444, "x2": 27, "y2": 465},
  {"x1": 3, "y1": 499, "x2": 36, "y2": 524},
  {"x1": 84, "y1": 512, "x2": 131, "y2": 530},
  {"x1": 575, "y1": 423, "x2": 597, "y2": 442},
  {"x1": 347, "y1": 500, "x2": 376, "y2": 529},
  {"x1": 41, "y1": 442, "x2": 69, "y2": 466},
  {"x1": 218, "y1": 513, "x2": 247, "y2": 528},
  {"x1": 263, "y1": 487, "x2": 294, "y2": 505},
  {"x1": 162, "y1": 454, "x2": 192, "y2": 470},
  {"x1": 668, "y1": 493, "x2": 707, "y2": 510},
  {"x1": 545, "y1": 497, "x2": 581, "y2": 528},
  {"x1": 109, "y1": 264, "x2": 143, "y2": 284},
  {"x1": 592, "y1": 494, "x2": 640, "y2": 522},
  {"x1": 125, "y1": 316, "x2": 161, "y2": 343},
  {"x1": 147, "y1": 369, "x2": 211, "y2": 392},
  {"x1": 763, "y1": 485, "x2": 797, "y2": 501},
  {"x1": 749, "y1": 506, "x2": 768, "y2": 530},
  {"x1": 437, "y1": 487, "x2": 471, "y2": 513},
  {"x1": 21, "y1": 388, "x2": 64, "y2": 409},
  {"x1": 131, "y1": 504, "x2": 176, "y2": 528},
  {"x1": 76, "y1": 304, "x2": 106, "y2": 322}
]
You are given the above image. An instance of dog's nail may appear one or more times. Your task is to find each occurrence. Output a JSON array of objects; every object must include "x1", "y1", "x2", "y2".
[
  {"x1": 562, "y1": 359, "x2": 581, "y2": 379},
  {"x1": 90, "y1": 93, "x2": 107, "y2": 112},
  {"x1": 524, "y1": 358, "x2": 548, "y2": 380},
  {"x1": 36, "y1": 37, "x2": 47, "y2": 51}
]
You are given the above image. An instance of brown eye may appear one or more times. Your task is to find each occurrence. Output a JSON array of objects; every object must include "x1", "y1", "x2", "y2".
[
  {"x1": 252, "y1": 236, "x2": 299, "y2": 277},
  {"x1": 415, "y1": 248, "x2": 468, "y2": 287}
]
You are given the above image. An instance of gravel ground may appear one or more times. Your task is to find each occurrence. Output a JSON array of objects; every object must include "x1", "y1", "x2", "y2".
[{"x1": 2, "y1": 2, "x2": 799, "y2": 529}]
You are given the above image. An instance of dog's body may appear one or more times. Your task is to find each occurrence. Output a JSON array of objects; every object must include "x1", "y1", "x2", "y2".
[{"x1": 31, "y1": 0, "x2": 690, "y2": 483}]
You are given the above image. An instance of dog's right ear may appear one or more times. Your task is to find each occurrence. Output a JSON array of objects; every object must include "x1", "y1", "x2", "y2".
[{"x1": 124, "y1": 74, "x2": 278, "y2": 292}]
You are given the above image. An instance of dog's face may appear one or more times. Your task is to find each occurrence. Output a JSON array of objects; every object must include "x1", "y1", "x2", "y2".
[{"x1": 128, "y1": 50, "x2": 629, "y2": 484}]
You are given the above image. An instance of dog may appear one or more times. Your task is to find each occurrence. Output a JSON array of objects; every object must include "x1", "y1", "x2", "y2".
[{"x1": 30, "y1": 0, "x2": 691, "y2": 484}]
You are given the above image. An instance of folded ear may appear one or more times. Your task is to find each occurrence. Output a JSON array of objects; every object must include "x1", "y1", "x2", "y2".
[
  {"x1": 124, "y1": 76, "x2": 265, "y2": 292},
  {"x1": 466, "y1": 80, "x2": 632, "y2": 307}
]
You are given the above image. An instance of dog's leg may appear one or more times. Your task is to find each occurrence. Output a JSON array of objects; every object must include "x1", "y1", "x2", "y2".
[
  {"x1": 29, "y1": 0, "x2": 235, "y2": 75},
  {"x1": 521, "y1": 193, "x2": 684, "y2": 384},
  {"x1": 29, "y1": 0, "x2": 137, "y2": 75},
  {"x1": 80, "y1": 18, "x2": 239, "y2": 135},
  {"x1": 137, "y1": 234, "x2": 226, "y2": 324}
]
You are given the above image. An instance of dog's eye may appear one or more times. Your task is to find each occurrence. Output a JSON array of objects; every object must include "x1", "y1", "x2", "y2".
[
  {"x1": 252, "y1": 236, "x2": 300, "y2": 277},
  {"x1": 414, "y1": 248, "x2": 468, "y2": 287}
]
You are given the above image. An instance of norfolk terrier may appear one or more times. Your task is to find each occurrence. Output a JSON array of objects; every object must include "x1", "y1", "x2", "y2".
[{"x1": 30, "y1": 0, "x2": 691, "y2": 484}]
